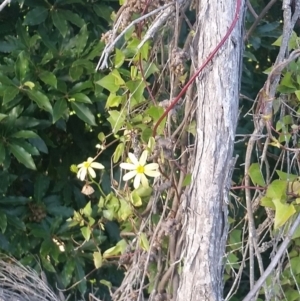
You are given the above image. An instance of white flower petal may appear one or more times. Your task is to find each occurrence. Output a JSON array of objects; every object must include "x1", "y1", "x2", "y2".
[
  {"x1": 120, "y1": 162, "x2": 136, "y2": 170},
  {"x1": 123, "y1": 170, "x2": 137, "y2": 181},
  {"x1": 88, "y1": 167, "x2": 96, "y2": 178},
  {"x1": 139, "y1": 150, "x2": 148, "y2": 166},
  {"x1": 144, "y1": 163, "x2": 159, "y2": 171},
  {"x1": 91, "y1": 162, "x2": 104, "y2": 169},
  {"x1": 77, "y1": 163, "x2": 84, "y2": 168},
  {"x1": 140, "y1": 174, "x2": 149, "y2": 187},
  {"x1": 133, "y1": 173, "x2": 141, "y2": 189},
  {"x1": 87, "y1": 157, "x2": 94, "y2": 162},
  {"x1": 144, "y1": 170, "x2": 160, "y2": 177},
  {"x1": 128, "y1": 152, "x2": 139, "y2": 166},
  {"x1": 77, "y1": 168, "x2": 86, "y2": 181}
]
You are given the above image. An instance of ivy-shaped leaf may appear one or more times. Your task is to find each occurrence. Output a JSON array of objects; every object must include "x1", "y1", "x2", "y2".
[
  {"x1": 248, "y1": 163, "x2": 265, "y2": 186},
  {"x1": 273, "y1": 198, "x2": 296, "y2": 229}
]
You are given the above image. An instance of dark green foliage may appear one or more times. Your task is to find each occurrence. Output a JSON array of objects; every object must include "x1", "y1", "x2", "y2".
[{"x1": 0, "y1": 0, "x2": 121, "y2": 299}]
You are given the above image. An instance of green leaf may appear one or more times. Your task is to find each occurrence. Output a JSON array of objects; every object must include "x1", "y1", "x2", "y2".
[
  {"x1": 281, "y1": 72, "x2": 296, "y2": 88},
  {"x1": 0, "y1": 196, "x2": 29, "y2": 205},
  {"x1": 59, "y1": 9, "x2": 85, "y2": 27},
  {"x1": 295, "y1": 90, "x2": 300, "y2": 101},
  {"x1": 38, "y1": 70, "x2": 57, "y2": 88},
  {"x1": 71, "y1": 102, "x2": 96, "y2": 126},
  {"x1": 107, "y1": 110, "x2": 126, "y2": 133},
  {"x1": 74, "y1": 24, "x2": 88, "y2": 55},
  {"x1": 15, "y1": 51, "x2": 29, "y2": 82},
  {"x1": 93, "y1": 251, "x2": 103, "y2": 269},
  {"x1": 105, "y1": 93, "x2": 123, "y2": 108},
  {"x1": 114, "y1": 48, "x2": 125, "y2": 68},
  {"x1": 74, "y1": 258, "x2": 86, "y2": 294},
  {"x1": 34, "y1": 175, "x2": 50, "y2": 201},
  {"x1": 0, "y1": 143, "x2": 5, "y2": 164},
  {"x1": 273, "y1": 198, "x2": 296, "y2": 229},
  {"x1": 96, "y1": 74, "x2": 119, "y2": 93},
  {"x1": 113, "y1": 143, "x2": 124, "y2": 163},
  {"x1": 143, "y1": 61, "x2": 159, "y2": 79},
  {"x1": 53, "y1": 99, "x2": 68, "y2": 123},
  {"x1": 61, "y1": 259, "x2": 75, "y2": 287},
  {"x1": 0, "y1": 73, "x2": 14, "y2": 85},
  {"x1": 276, "y1": 170, "x2": 298, "y2": 181},
  {"x1": 69, "y1": 65, "x2": 83, "y2": 81},
  {"x1": 26, "y1": 89, "x2": 52, "y2": 113},
  {"x1": 117, "y1": 199, "x2": 132, "y2": 221},
  {"x1": 52, "y1": 10, "x2": 68, "y2": 37},
  {"x1": 11, "y1": 130, "x2": 39, "y2": 139},
  {"x1": 130, "y1": 191, "x2": 142, "y2": 207},
  {"x1": 182, "y1": 174, "x2": 192, "y2": 187},
  {"x1": 40, "y1": 257, "x2": 56, "y2": 273},
  {"x1": 260, "y1": 196, "x2": 275, "y2": 209},
  {"x1": 12, "y1": 139, "x2": 39, "y2": 156},
  {"x1": 70, "y1": 81, "x2": 93, "y2": 93},
  {"x1": 8, "y1": 143, "x2": 36, "y2": 170},
  {"x1": 248, "y1": 163, "x2": 265, "y2": 186},
  {"x1": 81, "y1": 226, "x2": 91, "y2": 241},
  {"x1": 16, "y1": 19, "x2": 30, "y2": 48},
  {"x1": 23, "y1": 7, "x2": 48, "y2": 25},
  {"x1": 82, "y1": 201, "x2": 92, "y2": 217},
  {"x1": 0, "y1": 211, "x2": 7, "y2": 233},
  {"x1": 70, "y1": 93, "x2": 92, "y2": 104},
  {"x1": 266, "y1": 180, "x2": 287, "y2": 199},
  {"x1": 139, "y1": 232, "x2": 150, "y2": 251},
  {"x1": 93, "y1": 4, "x2": 112, "y2": 22},
  {"x1": 3, "y1": 86, "x2": 19, "y2": 105}
]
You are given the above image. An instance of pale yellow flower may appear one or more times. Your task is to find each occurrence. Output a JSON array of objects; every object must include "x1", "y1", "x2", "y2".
[
  {"x1": 77, "y1": 157, "x2": 104, "y2": 181},
  {"x1": 120, "y1": 151, "x2": 160, "y2": 189}
]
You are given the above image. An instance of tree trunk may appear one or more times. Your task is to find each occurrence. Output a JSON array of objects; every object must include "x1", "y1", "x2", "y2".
[{"x1": 176, "y1": 1, "x2": 245, "y2": 300}]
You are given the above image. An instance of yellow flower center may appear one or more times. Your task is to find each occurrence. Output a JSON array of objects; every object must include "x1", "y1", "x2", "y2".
[
  {"x1": 136, "y1": 165, "x2": 145, "y2": 174},
  {"x1": 83, "y1": 161, "x2": 91, "y2": 168}
]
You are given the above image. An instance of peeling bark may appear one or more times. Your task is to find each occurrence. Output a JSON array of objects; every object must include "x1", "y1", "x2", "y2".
[{"x1": 176, "y1": 1, "x2": 245, "y2": 300}]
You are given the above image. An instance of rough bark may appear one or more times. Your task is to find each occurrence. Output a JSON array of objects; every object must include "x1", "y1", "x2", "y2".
[{"x1": 176, "y1": 1, "x2": 245, "y2": 301}]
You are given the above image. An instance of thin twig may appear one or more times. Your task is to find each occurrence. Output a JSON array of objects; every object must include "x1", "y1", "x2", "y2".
[
  {"x1": 242, "y1": 213, "x2": 300, "y2": 301},
  {"x1": 0, "y1": 0, "x2": 10, "y2": 12},
  {"x1": 96, "y1": 3, "x2": 173, "y2": 70},
  {"x1": 244, "y1": 0, "x2": 278, "y2": 41}
]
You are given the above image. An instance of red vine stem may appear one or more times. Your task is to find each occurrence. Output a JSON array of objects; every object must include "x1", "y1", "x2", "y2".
[{"x1": 152, "y1": 0, "x2": 242, "y2": 137}]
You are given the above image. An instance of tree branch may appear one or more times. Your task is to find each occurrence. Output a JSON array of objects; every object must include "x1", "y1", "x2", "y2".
[
  {"x1": 0, "y1": 0, "x2": 11, "y2": 12},
  {"x1": 244, "y1": 0, "x2": 278, "y2": 41}
]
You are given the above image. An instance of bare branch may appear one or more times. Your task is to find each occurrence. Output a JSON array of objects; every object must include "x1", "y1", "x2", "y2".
[
  {"x1": 0, "y1": 0, "x2": 11, "y2": 12},
  {"x1": 242, "y1": 214, "x2": 300, "y2": 301},
  {"x1": 244, "y1": 0, "x2": 278, "y2": 41}
]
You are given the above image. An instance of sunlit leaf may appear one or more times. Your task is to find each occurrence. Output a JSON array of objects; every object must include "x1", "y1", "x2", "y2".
[
  {"x1": 93, "y1": 251, "x2": 103, "y2": 269},
  {"x1": 139, "y1": 232, "x2": 150, "y2": 251},
  {"x1": 248, "y1": 163, "x2": 265, "y2": 186},
  {"x1": 273, "y1": 198, "x2": 296, "y2": 229}
]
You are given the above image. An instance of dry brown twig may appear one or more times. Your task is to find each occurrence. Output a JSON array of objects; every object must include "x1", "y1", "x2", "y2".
[{"x1": 0, "y1": 256, "x2": 62, "y2": 301}]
